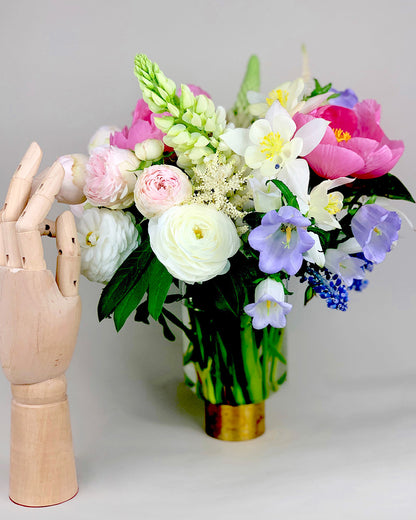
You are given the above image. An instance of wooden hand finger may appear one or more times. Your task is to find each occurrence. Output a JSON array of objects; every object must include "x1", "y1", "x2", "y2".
[
  {"x1": 39, "y1": 219, "x2": 56, "y2": 237},
  {"x1": 56, "y1": 211, "x2": 80, "y2": 297},
  {"x1": 0, "y1": 142, "x2": 42, "y2": 222},
  {"x1": 16, "y1": 162, "x2": 64, "y2": 271}
]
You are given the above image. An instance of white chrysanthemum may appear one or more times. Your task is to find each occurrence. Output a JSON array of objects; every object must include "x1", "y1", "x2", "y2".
[
  {"x1": 148, "y1": 204, "x2": 241, "y2": 284},
  {"x1": 77, "y1": 207, "x2": 138, "y2": 283}
]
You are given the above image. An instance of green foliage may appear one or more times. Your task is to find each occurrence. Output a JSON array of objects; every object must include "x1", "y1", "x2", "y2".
[
  {"x1": 267, "y1": 179, "x2": 300, "y2": 210},
  {"x1": 148, "y1": 259, "x2": 173, "y2": 320},
  {"x1": 340, "y1": 173, "x2": 415, "y2": 204},
  {"x1": 113, "y1": 269, "x2": 151, "y2": 332},
  {"x1": 304, "y1": 285, "x2": 315, "y2": 305},
  {"x1": 228, "y1": 55, "x2": 261, "y2": 127},
  {"x1": 308, "y1": 78, "x2": 332, "y2": 98},
  {"x1": 98, "y1": 237, "x2": 153, "y2": 322}
]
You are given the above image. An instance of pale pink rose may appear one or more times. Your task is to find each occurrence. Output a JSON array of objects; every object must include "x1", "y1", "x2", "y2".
[
  {"x1": 134, "y1": 165, "x2": 192, "y2": 218},
  {"x1": 85, "y1": 146, "x2": 140, "y2": 209}
]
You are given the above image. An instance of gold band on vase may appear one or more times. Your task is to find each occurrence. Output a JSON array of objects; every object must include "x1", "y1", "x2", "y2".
[{"x1": 205, "y1": 401, "x2": 265, "y2": 441}]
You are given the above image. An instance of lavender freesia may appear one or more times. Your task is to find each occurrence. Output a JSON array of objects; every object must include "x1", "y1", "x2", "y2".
[
  {"x1": 351, "y1": 204, "x2": 401, "y2": 263},
  {"x1": 249, "y1": 206, "x2": 314, "y2": 275}
]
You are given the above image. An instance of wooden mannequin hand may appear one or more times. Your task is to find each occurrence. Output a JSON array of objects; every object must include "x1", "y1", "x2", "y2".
[
  {"x1": 0, "y1": 142, "x2": 81, "y2": 507},
  {"x1": 0, "y1": 142, "x2": 81, "y2": 385}
]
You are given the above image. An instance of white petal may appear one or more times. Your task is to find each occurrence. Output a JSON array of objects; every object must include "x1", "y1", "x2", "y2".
[
  {"x1": 303, "y1": 232, "x2": 325, "y2": 267},
  {"x1": 295, "y1": 117, "x2": 329, "y2": 156},
  {"x1": 265, "y1": 101, "x2": 291, "y2": 124},
  {"x1": 249, "y1": 119, "x2": 272, "y2": 144},
  {"x1": 255, "y1": 278, "x2": 285, "y2": 302},
  {"x1": 245, "y1": 146, "x2": 265, "y2": 169},
  {"x1": 220, "y1": 128, "x2": 251, "y2": 156},
  {"x1": 271, "y1": 115, "x2": 296, "y2": 142},
  {"x1": 300, "y1": 92, "x2": 333, "y2": 114},
  {"x1": 277, "y1": 158, "x2": 310, "y2": 201},
  {"x1": 338, "y1": 238, "x2": 362, "y2": 254}
]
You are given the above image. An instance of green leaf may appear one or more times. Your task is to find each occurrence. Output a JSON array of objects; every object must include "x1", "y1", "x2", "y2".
[
  {"x1": 231, "y1": 55, "x2": 261, "y2": 118},
  {"x1": 304, "y1": 285, "x2": 315, "y2": 305},
  {"x1": 308, "y1": 78, "x2": 332, "y2": 98},
  {"x1": 267, "y1": 179, "x2": 300, "y2": 210},
  {"x1": 277, "y1": 371, "x2": 287, "y2": 385},
  {"x1": 113, "y1": 269, "x2": 151, "y2": 332},
  {"x1": 341, "y1": 173, "x2": 415, "y2": 203},
  {"x1": 98, "y1": 238, "x2": 154, "y2": 321},
  {"x1": 157, "y1": 313, "x2": 176, "y2": 342},
  {"x1": 147, "y1": 258, "x2": 173, "y2": 320},
  {"x1": 134, "y1": 300, "x2": 150, "y2": 324}
]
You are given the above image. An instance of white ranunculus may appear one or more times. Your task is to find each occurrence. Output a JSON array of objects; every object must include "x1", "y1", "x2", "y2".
[
  {"x1": 88, "y1": 125, "x2": 121, "y2": 153},
  {"x1": 77, "y1": 207, "x2": 138, "y2": 283},
  {"x1": 148, "y1": 204, "x2": 241, "y2": 284}
]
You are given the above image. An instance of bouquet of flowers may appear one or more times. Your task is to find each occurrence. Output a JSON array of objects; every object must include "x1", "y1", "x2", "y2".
[{"x1": 56, "y1": 52, "x2": 412, "y2": 438}]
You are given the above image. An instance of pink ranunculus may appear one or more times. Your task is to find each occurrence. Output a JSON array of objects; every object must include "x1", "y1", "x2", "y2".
[
  {"x1": 84, "y1": 146, "x2": 140, "y2": 209},
  {"x1": 110, "y1": 99, "x2": 165, "y2": 150},
  {"x1": 294, "y1": 100, "x2": 404, "y2": 180},
  {"x1": 134, "y1": 165, "x2": 192, "y2": 218}
]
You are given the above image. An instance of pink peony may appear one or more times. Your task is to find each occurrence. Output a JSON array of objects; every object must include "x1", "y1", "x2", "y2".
[
  {"x1": 110, "y1": 99, "x2": 164, "y2": 150},
  {"x1": 294, "y1": 100, "x2": 404, "y2": 180},
  {"x1": 84, "y1": 146, "x2": 139, "y2": 209},
  {"x1": 134, "y1": 165, "x2": 192, "y2": 218}
]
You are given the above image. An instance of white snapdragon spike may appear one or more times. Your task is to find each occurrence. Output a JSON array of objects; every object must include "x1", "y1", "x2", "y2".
[
  {"x1": 78, "y1": 207, "x2": 138, "y2": 283},
  {"x1": 148, "y1": 204, "x2": 241, "y2": 284},
  {"x1": 303, "y1": 232, "x2": 325, "y2": 268},
  {"x1": 244, "y1": 278, "x2": 292, "y2": 330},
  {"x1": 88, "y1": 125, "x2": 121, "y2": 153},
  {"x1": 325, "y1": 248, "x2": 365, "y2": 287}
]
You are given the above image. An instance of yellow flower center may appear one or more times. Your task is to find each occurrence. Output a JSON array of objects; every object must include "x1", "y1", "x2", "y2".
[
  {"x1": 324, "y1": 193, "x2": 343, "y2": 215},
  {"x1": 266, "y1": 300, "x2": 277, "y2": 313},
  {"x1": 260, "y1": 132, "x2": 284, "y2": 160},
  {"x1": 266, "y1": 88, "x2": 289, "y2": 107},
  {"x1": 86, "y1": 231, "x2": 98, "y2": 246},
  {"x1": 333, "y1": 128, "x2": 352, "y2": 142},
  {"x1": 373, "y1": 227, "x2": 382, "y2": 236},
  {"x1": 193, "y1": 226, "x2": 204, "y2": 239}
]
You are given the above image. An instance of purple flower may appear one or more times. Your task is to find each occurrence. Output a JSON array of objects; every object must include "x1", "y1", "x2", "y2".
[
  {"x1": 328, "y1": 88, "x2": 358, "y2": 109},
  {"x1": 325, "y1": 248, "x2": 365, "y2": 286},
  {"x1": 351, "y1": 204, "x2": 401, "y2": 263},
  {"x1": 249, "y1": 206, "x2": 314, "y2": 275},
  {"x1": 244, "y1": 279, "x2": 292, "y2": 329}
]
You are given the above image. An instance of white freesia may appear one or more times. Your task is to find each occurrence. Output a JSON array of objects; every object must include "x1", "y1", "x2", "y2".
[
  {"x1": 77, "y1": 207, "x2": 138, "y2": 283},
  {"x1": 88, "y1": 125, "x2": 121, "y2": 153},
  {"x1": 307, "y1": 177, "x2": 353, "y2": 230},
  {"x1": 249, "y1": 176, "x2": 282, "y2": 212},
  {"x1": 247, "y1": 77, "x2": 332, "y2": 118},
  {"x1": 148, "y1": 204, "x2": 241, "y2": 284}
]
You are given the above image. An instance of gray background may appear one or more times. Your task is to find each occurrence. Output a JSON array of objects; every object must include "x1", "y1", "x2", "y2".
[{"x1": 0, "y1": 1, "x2": 415, "y2": 518}]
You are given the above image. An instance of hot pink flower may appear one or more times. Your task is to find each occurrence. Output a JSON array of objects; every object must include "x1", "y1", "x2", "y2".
[
  {"x1": 294, "y1": 100, "x2": 404, "y2": 180},
  {"x1": 85, "y1": 146, "x2": 139, "y2": 209},
  {"x1": 110, "y1": 99, "x2": 164, "y2": 150},
  {"x1": 134, "y1": 165, "x2": 192, "y2": 218}
]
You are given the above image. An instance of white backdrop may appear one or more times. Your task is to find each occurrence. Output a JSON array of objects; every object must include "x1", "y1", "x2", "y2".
[{"x1": 0, "y1": 1, "x2": 415, "y2": 518}]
